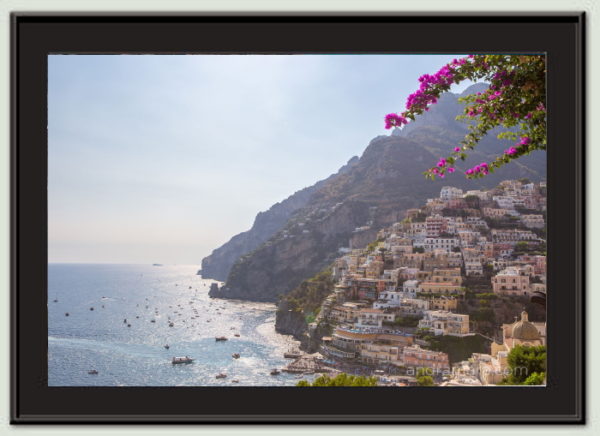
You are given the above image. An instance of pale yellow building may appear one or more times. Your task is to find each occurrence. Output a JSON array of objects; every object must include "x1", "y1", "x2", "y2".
[
  {"x1": 430, "y1": 268, "x2": 463, "y2": 286},
  {"x1": 418, "y1": 282, "x2": 464, "y2": 295},
  {"x1": 429, "y1": 296, "x2": 458, "y2": 311},
  {"x1": 491, "y1": 311, "x2": 546, "y2": 357}
]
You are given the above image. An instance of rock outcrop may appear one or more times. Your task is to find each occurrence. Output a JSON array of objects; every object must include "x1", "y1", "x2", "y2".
[
  {"x1": 274, "y1": 301, "x2": 332, "y2": 353},
  {"x1": 199, "y1": 156, "x2": 359, "y2": 281},
  {"x1": 205, "y1": 84, "x2": 546, "y2": 302},
  {"x1": 274, "y1": 300, "x2": 308, "y2": 339}
]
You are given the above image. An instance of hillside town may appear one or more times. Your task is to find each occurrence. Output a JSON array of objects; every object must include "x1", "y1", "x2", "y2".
[{"x1": 304, "y1": 179, "x2": 547, "y2": 386}]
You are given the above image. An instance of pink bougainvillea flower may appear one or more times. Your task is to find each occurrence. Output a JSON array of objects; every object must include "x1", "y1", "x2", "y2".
[
  {"x1": 384, "y1": 113, "x2": 408, "y2": 129},
  {"x1": 519, "y1": 136, "x2": 531, "y2": 146}
]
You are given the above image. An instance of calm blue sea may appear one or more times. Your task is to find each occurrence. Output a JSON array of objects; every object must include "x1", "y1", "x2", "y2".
[{"x1": 48, "y1": 264, "x2": 303, "y2": 386}]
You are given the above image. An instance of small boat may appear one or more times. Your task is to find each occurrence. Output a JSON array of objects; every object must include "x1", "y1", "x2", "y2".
[
  {"x1": 65, "y1": 313, "x2": 69, "y2": 317},
  {"x1": 270, "y1": 369, "x2": 281, "y2": 376},
  {"x1": 164, "y1": 344, "x2": 170, "y2": 350},
  {"x1": 90, "y1": 307, "x2": 94, "y2": 311},
  {"x1": 123, "y1": 319, "x2": 127, "y2": 323},
  {"x1": 150, "y1": 319, "x2": 156, "y2": 323},
  {"x1": 53, "y1": 299, "x2": 58, "y2": 303},
  {"x1": 284, "y1": 351, "x2": 302, "y2": 359},
  {"x1": 88, "y1": 370, "x2": 98, "y2": 375},
  {"x1": 231, "y1": 379, "x2": 240, "y2": 383},
  {"x1": 169, "y1": 322, "x2": 174, "y2": 327},
  {"x1": 127, "y1": 324, "x2": 131, "y2": 327},
  {"x1": 172, "y1": 356, "x2": 194, "y2": 365},
  {"x1": 215, "y1": 336, "x2": 228, "y2": 342},
  {"x1": 215, "y1": 373, "x2": 227, "y2": 379},
  {"x1": 232, "y1": 353, "x2": 240, "y2": 359}
]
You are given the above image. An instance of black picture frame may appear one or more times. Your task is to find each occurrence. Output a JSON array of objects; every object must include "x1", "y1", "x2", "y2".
[{"x1": 11, "y1": 12, "x2": 585, "y2": 424}]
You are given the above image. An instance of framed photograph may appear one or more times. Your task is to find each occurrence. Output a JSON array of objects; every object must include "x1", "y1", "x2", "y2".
[{"x1": 11, "y1": 13, "x2": 584, "y2": 423}]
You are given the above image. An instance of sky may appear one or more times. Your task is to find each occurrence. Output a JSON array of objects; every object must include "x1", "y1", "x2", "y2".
[{"x1": 48, "y1": 54, "x2": 474, "y2": 264}]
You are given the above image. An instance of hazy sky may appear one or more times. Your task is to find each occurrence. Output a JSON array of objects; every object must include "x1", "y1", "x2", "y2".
[{"x1": 48, "y1": 54, "x2": 473, "y2": 264}]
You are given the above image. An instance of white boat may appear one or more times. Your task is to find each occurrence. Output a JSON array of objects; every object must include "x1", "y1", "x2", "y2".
[{"x1": 172, "y1": 356, "x2": 194, "y2": 364}]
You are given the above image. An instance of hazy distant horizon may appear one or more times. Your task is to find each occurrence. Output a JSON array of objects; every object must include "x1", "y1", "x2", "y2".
[{"x1": 49, "y1": 54, "x2": 474, "y2": 264}]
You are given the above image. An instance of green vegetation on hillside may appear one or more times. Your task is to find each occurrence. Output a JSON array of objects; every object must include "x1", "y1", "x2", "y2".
[
  {"x1": 425, "y1": 334, "x2": 491, "y2": 364},
  {"x1": 500, "y1": 345, "x2": 546, "y2": 385},
  {"x1": 296, "y1": 373, "x2": 378, "y2": 387},
  {"x1": 280, "y1": 267, "x2": 335, "y2": 315},
  {"x1": 385, "y1": 315, "x2": 421, "y2": 328},
  {"x1": 416, "y1": 368, "x2": 435, "y2": 386},
  {"x1": 366, "y1": 239, "x2": 383, "y2": 253}
]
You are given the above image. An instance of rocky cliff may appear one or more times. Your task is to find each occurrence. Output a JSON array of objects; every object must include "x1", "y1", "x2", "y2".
[
  {"x1": 207, "y1": 84, "x2": 546, "y2": 302},
  {"x1": 200, "y1": 156, "x2": 358, "y2": 281}
]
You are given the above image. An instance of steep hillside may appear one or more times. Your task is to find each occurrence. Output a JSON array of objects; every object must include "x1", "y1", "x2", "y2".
[
  {"x1": 207, "y1": 84, "x2": 546, "y2": 302},
  {"x1": 200, "y1": 157, "x2": 358, "y2": 281}
]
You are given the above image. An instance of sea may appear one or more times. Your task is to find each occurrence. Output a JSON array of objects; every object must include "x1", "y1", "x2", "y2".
[{"x1": 48, "y1": 263, "x2": 305, "y2": 387}]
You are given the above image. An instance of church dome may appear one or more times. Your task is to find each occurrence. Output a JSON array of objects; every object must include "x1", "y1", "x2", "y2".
[{"x1": 511, "y1": 311, "x2": 540, "y2": 340}]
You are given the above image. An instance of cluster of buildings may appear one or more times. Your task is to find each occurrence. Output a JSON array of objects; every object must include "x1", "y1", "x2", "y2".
[
  {"x1": 312, "y1": 180, "x2": 547, "y2": 385},
  {"x1": 441, "y1": 310, "x2": 546, "y2": 386}
]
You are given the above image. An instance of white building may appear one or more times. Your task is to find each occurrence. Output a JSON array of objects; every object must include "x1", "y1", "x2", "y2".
[
  {"x1": 464, "y1": 190, "x2": 490, "y2": 200},
  {"x1": 520, "y1": 214, "x2": 545, "y2": 229},
  {"x1": 493, "y1": 195, "x2": 516, "y2": 209},
  {"x1": 440, "y1": 186, "x2": 464, "y2": 201},
  {"x1": 356, "y1": 309, "x2": 395, "y2": 328},
  {"x1": 373, "y1": 291, "x2": 405, "y2": 309},
  {"x1": 422, "y1": 237, "x2": 460, "y2": 252},
  {"x1": 402, "y1": 280, "x2": 420, "y2": 297},
  {"x1": 465, "y1": 259, "x2": 484, "y2": 276},
  {"x1": 418, "y1": 310, "x2": 470, "y2": 336}
]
